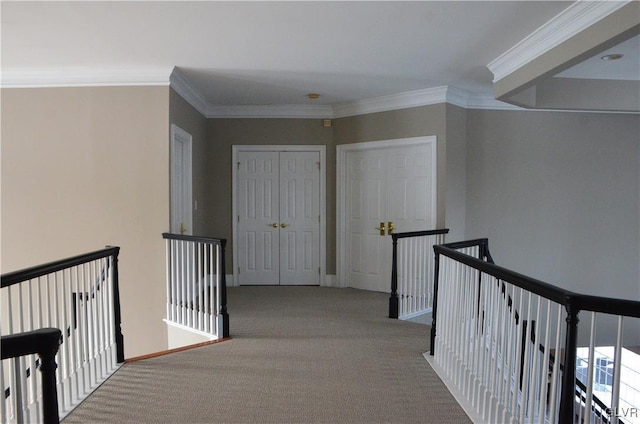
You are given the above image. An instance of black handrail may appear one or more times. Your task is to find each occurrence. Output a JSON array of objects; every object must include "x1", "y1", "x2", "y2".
[
  {"x1": 1, "y1": 247, "x2": 124, "y2": 363},
  {"x1": 162, "y1": 233, "x2": 229, "y2": 338},
  {"x1": 1, "y1": 328, "x2": 62, "y2": 424},
  {"x1": 1, "y1": 247, "x2": 120, "y2": 288},
  {"x1": 389, "y1": 228, "x2": 449, "y2": 318},
  {"x1": 431, "y1": 239, "x2": 640, "y2": 423}
]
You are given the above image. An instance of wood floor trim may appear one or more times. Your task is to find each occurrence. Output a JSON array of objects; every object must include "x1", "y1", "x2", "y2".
[{"x1": 125, "y1": 337, "x2": 232, "y2": 363}]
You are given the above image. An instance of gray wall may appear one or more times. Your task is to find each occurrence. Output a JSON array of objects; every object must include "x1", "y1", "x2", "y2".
[
  {"x1": 466, "y1": 109, "x2": 639, "y2": 301},
  {"x1": 333, "y1": 104, "x2": 449, "y2": 229},
  {"x1": 445, "y1": 104, "x2": 467, "y2": 242},
  {"x1": 169, "y1": 89, "x2": 211, "y2": 235},
  {"x1": 332, "y1": 103, "x2": 468, "y2": 240}
]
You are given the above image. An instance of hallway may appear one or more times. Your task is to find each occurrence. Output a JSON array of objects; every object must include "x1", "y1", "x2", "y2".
[{"x1": 63, "y1": 287, "x2": 470, "y2": 423}]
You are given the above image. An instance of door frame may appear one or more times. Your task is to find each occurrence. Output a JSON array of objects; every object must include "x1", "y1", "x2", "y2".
[
  {"x1": 170, "y1": 124, "x2": 193, "y2": 235},
  {"x1": 232, "y1": 145, "x2": 327, "y2": 287},
  {"x1": 336, "y1": 136, "x2": 437, "y2": 288}
]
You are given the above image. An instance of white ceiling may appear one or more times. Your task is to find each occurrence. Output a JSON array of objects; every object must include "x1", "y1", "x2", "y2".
[
  {"x1": 555, "y1": 34, "x2": 640, "y2": 80},
  {"x1": 2, "y1": 1, "x2": 632, "y2": 112}
]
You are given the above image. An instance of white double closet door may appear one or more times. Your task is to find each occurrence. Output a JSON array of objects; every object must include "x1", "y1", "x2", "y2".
[
  {"x1": 237, "y1": 150, "x2": 321, "y2": 286},
  {"x1": 341, "y1": 137, "x2": 437, "y2": 293}
]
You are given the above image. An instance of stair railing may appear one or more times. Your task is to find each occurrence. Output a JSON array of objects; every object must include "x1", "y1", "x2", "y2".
[
  {"x1": 162, "y1": 233, "x2": 229, "y2": 339},
  {"x1": 429, "y1": 239, "x2": 640, "y2": 424},
  {"x1": 1, "y1": 247, "x2": 123, "y2": 423},
  {"x1": 1, "y1": 329, "x2": 62, "y2": 424},
  {"x1": 389, "y1": 228, "x2": 449, "y2": 319}
]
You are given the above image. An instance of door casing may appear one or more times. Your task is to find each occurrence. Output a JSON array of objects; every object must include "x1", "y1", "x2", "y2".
[
  {"x1": 336, "y1": 136, "x2": 437, "y2": 289},
  {"x1": 170, "y1": 124, "x2": 193, "y2": 235},
  {"x1": 232, "y1": 145, "x2": 326, "y2": 287}
]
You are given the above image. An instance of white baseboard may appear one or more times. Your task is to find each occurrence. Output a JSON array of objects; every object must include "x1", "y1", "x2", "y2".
[
  {"x1": 424, "y1": 352, "x2": 482, "y2": 423},
  {"x1": 227, "y1": 274, "x2": 336, "y2": 287},
  {"x1": 323, "y1": 274, "x2": 337, "y2": 287},
  {"x1": 225, "y1": 274, "x2": 237, "y2": 287}
]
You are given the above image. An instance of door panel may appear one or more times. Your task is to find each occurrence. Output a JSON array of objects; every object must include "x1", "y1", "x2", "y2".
[
  {"x1": 279, "y1": 151, "x2": 320, "y2": 285},
  {"x1": 345, "y1": 143, "x2": 436, "y2": 292},
  {"x1": 237, "y1": 151, "x2": 280, "y2": 285},
  {"x1": 347, "y1": 149, "x2": 388, "y2": 291}
]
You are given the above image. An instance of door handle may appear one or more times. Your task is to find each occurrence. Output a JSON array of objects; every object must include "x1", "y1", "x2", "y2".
[
  {"x1": 375, "y1": 222, "x2": 386, "y2": 236},
  {"x1": 280, "y1": 223, "x2": 288, "y2": 228},
  {"x1": 388, "y1": 221, "x2": 394, "y2": 234},
  {"x1": 179, "y1": 223, "x2": 187, "y2": 235},
  {"x1": 271, "y1": 223, "x2": 279, "y2": 228}
]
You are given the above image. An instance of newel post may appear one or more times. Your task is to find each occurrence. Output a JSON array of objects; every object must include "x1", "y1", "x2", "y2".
[
  {"x1": 558, "y1": 297, "x2": 579, "y2": 423},
  {"x1": 219, "y1": 239, "x2": 230, "y2": 338},
  {"x1": 430, "y1": 248, "x2": 441, "y2": 356},
  {"x1": 39, "y1": 329, "x2": 62, "y2": 424},
  {"x1": 389, "y1": 234, "x2": 399, "y2": 319},
  {"x1": 111, "y1": 248, "x2": 125, "y2": 363}
]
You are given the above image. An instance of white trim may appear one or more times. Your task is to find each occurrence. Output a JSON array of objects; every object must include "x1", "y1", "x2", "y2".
[
  {"x1": 170, "y1": 68, "x2": 210, "y2": 117},
  {"x1": 323, "y1": 275, "x2": 337, "y2": 288},
  {"x1": 0, "y1": 66, "x2": 173, "y2": 88},
  {"x1": 231, "y1": 145, "x2": 327, "y2": 287},
  {"x1": 424, "y1": 353, "x2": 482, "y2": 423},
  {"x1": 225, "y1": 274, "x2": 236, "y2": 287},
  {"x1": 170, "y1": 124, "x2": 193, "y2": 235},
  {"x1": 207, "y1": 104, "x2": 332, "y2": 119},
  {"x1": 163, "y1": 319, "x2": 217, "y2": 341},
  {"x1": 336, "y1": 136, "x2": 438, "y2": 289},
  {"x1": 464, "y1": 94, "x2": 525, "y2": 111},
  {"x1": 399, "y1": 308, "x2": 432, "y2": 321},
  {"x1": 332, "y1": 86, "x2": 449, "y2": 118},
  {"x1": 487, "y1": 0, "x2": 630, "y2": 83},
  {"x1": 5, "y1": 62, "x2": 631, "y2": 116}
]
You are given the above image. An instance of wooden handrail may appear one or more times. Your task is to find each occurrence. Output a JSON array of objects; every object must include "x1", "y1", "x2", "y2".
[{"x1": 1, "y1": 328, "x2": 63, "y2": 424}]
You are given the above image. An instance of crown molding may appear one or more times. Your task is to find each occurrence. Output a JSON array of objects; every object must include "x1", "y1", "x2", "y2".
[
  {"x1": 487, "y1": 0, "x2": 630, "y2": 83},
  {"x1": 332, "y1": 86, "x2": 450, "y2": 118},
  {"x1": 206, "y1": 104, "x2": 333, "y2": 119},
  {"x1": 169, "y1": 68, "x2": 210, "y2": 117},
  {"x1": 0, "y1": 67, "x2": 173, "y2": 88},
  {"x1": 464, "y1": 94, "x2": 524, "y2": 111}
]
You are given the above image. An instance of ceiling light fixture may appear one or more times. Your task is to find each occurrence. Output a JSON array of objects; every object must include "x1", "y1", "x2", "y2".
[
  {"x1": 307, "y1": 93, "x2": 319, "y2": 100},
  {"x1": 601, "y1": 53, "x2": 624, "y2": 61}
]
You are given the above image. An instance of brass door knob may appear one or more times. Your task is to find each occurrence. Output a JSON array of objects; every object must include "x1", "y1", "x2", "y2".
[
  {"x1": 281, "y1": 223, "x2": 288, "y2": 228},
  {"x1": 271, "y1": 223, "x2": 279, "y2": 228},
  {"x1": 375, "y1": 222, "x2": 386, "y2": 236}
]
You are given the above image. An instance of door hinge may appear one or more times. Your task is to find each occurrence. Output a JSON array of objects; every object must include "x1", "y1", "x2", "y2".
[
  {"x1": 318, "y1": 267, "x2": 321, "y2": 274},
  {"x1": 237, "y1": 162, "x2": 241, "y2": 170},
  {"x1": 317, "y1": 161, "x2": 320, "y2": 169},
  {"x1": 238, "y1": 215, "x2": 240, "y2": 223},
  {"x1": 238, "y1": 267, "x2": 240, "y2": 274}
]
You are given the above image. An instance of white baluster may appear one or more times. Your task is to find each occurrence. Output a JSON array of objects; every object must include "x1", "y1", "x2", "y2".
[
  {"x1": 165, "y1": 239, "x2": 171, "y2": 325},
  {"x1": 610, "y1": 316, "x2": 624, "y2": 424},
  {"x1": 537, "y1": 299, "x2": 553, "y2": 424},
  {"x1": 214, "y1": 242, "x2": 221, "y2": 336},
  {"x1": 547, "y1": 304, "x2": 564, "y2": 422}
]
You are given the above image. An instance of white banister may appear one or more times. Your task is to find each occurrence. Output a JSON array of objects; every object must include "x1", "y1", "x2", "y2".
[
  {"x1": 163, "y1": 233, "x2": 228, "y2": 342},
  {"x1": 1, "y1": 247, "x2": 123, "y2": 423},
  {"x1": 429, "y1": 240, "x2": 640, "y2": 424},
  {"x1": 391, "y1": 230, "x2": 448, "y2": 320}
]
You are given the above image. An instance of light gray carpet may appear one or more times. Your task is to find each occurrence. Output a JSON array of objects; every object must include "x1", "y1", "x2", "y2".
[{"x1": 63, "y1": 287, "x2": 471, "y2": 423}]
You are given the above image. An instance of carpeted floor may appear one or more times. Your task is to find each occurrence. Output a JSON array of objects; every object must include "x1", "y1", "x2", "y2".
[{"x1": 63, "y1": 286, "x2": 471, "y2": 423}]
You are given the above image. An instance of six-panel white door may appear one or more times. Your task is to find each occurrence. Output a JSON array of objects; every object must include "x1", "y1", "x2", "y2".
[
  {"x1": 345, "y1": 142, "x2": 436, "y2": 292},
  {"x1": 237, "y1": 151, "x2": 320, "y2": 285}
]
